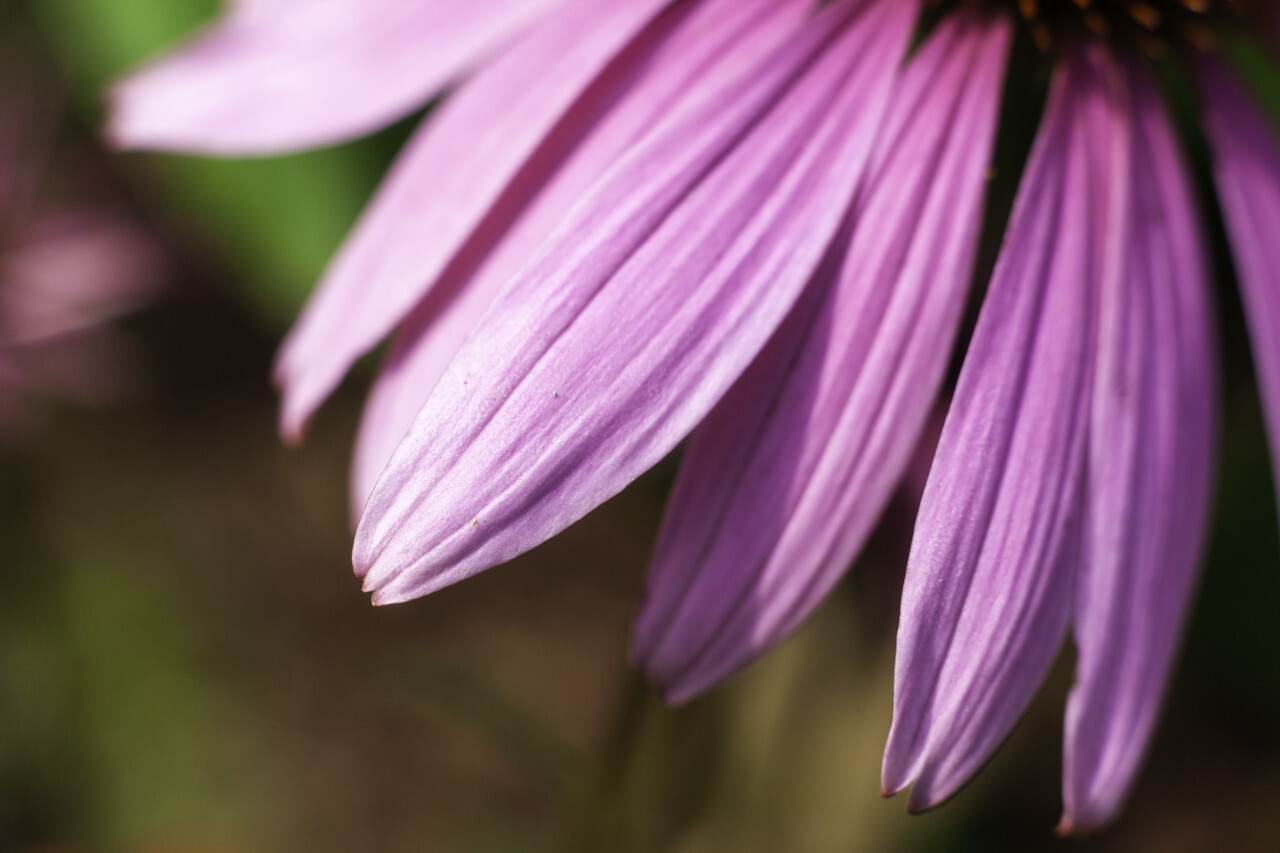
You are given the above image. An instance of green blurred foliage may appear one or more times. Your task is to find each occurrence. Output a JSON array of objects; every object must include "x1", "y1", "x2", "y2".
[{"x1": 33, "y1": 0, "x2": 393, "y2": 326}]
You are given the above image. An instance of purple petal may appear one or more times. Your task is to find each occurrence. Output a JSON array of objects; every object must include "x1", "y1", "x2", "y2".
[
  {"x1": 883, "y1": 44, "x2": 1128, "y2": 809},
  {"x1": 109, "y1": 0, "x2": 568, "y2": 154},
  {"x1": 274, "y1": 0, "x2": 679, "y2": 441},
  {"x1": 1199, "y1": 58, "x2": 1280, "y2": 523},
  {"x1": 348, "y1": 0, "x2": 805, "y2": 517},
  {"x1": 354, "y1": 0, "x2": 919, "y2": 605},
  {"x1": 632, "y1": 9, "x2": 1012, "y2": 702},
  {"x1": 1059, "y1": 62, "x2": 1217, "y2": 834}
]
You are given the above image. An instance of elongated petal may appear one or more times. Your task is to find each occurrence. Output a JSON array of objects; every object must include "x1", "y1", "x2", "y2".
[
  {"x1": 633, "y1": 10, "x2": 1011, "y2": 702},
  {"x1": 350, "y1": 0, "x2": 804, "y2": 516},
  {"x1": 355, "y1": 0, "x2": 919, "y2": 604},
  {"x1": 110, "y1": 0, "x2": 565, "y2": 154},
  {"x1": 1198, "y1": 59, "x2": 1280, "y2": 519},
  {"x1": 1060, "y1": 64, "x2": 1217, "y2": 834},
  {"x1": 883, "y1": 44, "x2": 1126, "y2": 810},
  {"x1": 275, "y1": 0, "x2": 679, "y2": 440}
]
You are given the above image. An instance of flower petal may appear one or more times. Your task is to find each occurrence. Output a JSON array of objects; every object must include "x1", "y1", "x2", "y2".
[
  {"x1": 348, "y1": 0, "x2": 804, "y2": 517},
  {"x1": 882, "y1": 44, "x2": 1127, "y2": 810},
  {"x1": 1199, "y1": 58, "x2": 1280, "y2": 523},
  {"x1": 274, "y1": 0, "x2": 683, "y2": 441},
  {"x1": 632, "y1": 10, "x2": 1012, "y2": 702},
  {"x1": 1060, "y1": 62, "x2": 1217, "y2": 834},
  {"x1": 109, "y1": 0, "x2": 566, "y2": 154},
  {"x1": 355, "y1": 0, "x2": 919, "y2": 604}
]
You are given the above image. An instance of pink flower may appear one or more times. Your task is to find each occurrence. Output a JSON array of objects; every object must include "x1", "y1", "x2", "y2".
[
  {"x1": 111, "y1": 0, "x2": 1280, "y2": 832},
  {"x1": 0, "y1": 50, "x2": 163, "y2": 434}
]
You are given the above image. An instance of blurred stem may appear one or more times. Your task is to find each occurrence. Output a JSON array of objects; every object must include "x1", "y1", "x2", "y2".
[{"x1": 568, "y1": 669, "x2": 657, "y2": 853}]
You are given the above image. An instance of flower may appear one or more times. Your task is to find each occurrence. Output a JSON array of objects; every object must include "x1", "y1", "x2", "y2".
[
  {"x1": 0, "y1": 44, "x2": 164, "y2": 435},
  {"x1": 111, "y1": 0, "x2": 1280, "y2": 833}
]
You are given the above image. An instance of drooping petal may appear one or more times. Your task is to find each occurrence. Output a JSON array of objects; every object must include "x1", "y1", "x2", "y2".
[
  {"x1": 109, "y1": 0, "x2": 566, "y2": 154},
  {"x1": 1060, "y1": 63, "x2": 1217, "y2": 834},
  {"x1": 1198, "y1": 58, "x2": 1280, "y2": 518},
  {"x1": 349, "y1": 0, "x2": 805, "y2": 516},
  {"x1": 274, "y1": 0, "x2": 683, "y2": 441},
  {"x1": 355, "y1": 0, "x2": 919, "y2": 604},
  {"x1": 632, "y1": 10, "x2": 1012, "y2": 702},
  {"x1": 883, "y1": 43, "x2": 1126, "y2": 810}
]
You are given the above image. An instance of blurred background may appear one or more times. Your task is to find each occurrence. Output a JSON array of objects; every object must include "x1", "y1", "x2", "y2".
[{"x1": 2, "y1": 0, "x2": 1279, "y2": 850}]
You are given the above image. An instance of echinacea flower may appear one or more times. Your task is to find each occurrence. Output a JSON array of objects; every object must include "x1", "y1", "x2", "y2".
[{"x1": 112, "y1": 0, "x2": 1280, "y2": 832}]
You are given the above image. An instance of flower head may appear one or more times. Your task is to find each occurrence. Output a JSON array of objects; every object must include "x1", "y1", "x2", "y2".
[{"x1": 112, "y1": 0, "x2": 1280, "y2": 832}]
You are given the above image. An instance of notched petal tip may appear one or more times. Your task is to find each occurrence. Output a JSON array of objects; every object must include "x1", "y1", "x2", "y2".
[
  {"x1": 879, "y1": 738, "x2": 913, "y2": 800},
  {"x1": 881, "y1": 753, "x2": 965, "y2": 813},
  {"x1": 879, "y1": 777, "x2": 907, "y2": 800}
]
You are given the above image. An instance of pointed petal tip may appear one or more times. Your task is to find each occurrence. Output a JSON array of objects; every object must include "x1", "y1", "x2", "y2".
[
  {"x1": 1055, "y1": 817, "x2": 1108, "y2": 838},
  {"x1": 652, "y1": 676, "x2": 698, "y2": 707},
  {"x1": 879, "y1": 774, "x2": 908, "y2": 799},
  {"x1": 1056, "y1": 795, "x2": 1119, "y2": 837},
  {"x1": 279, "y1": 421, "x2": 307, "y2": 448},
  {"x1": 1055, "y1": 810, "x2": 1108, "y2": 838},
  {"x1": 276, "y1": 379, "x2": 312, "y2": 446},
  {"x1": 881, "y1": 760, "x2": 967, "y2": 815},
  {"x1": 366, "y1": 570, "x2": 422, "y2": 605},
  {"x1": 880, "y1": 762, "x2": 948, "y2": 812},
  {"x1": 631, "y1": 633, "x2": 744, "y2": 706},
  {"x1": 879, "y1": 743, "x2": 915, "y2": 801}
]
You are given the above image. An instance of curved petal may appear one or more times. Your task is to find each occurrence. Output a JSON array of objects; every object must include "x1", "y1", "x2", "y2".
[
  {"x1": 349, "y1": 0, "x2": 803, "y2": 517},
  {"x1": 1198, "y1": 58, "x2": 1280, "y2": 524},
  {"x1": 109, "y1": 0, "x2": 566, "y2": 154},
  {"x1": 632, "y1": 10, "x2": 1012, "y2": 702},
  {"x1": 274, "y1": 0, "x2": 680, "y2": 440},
  {"x1": 1060, "y1": 63, "x2": 1217, "y2": 834},
  {"x1": 882, "y1": 43, "x2": 1127, "y2": 810},
  {"x1": 354, "y1": 0, "x2": 919, "y2": 604}
]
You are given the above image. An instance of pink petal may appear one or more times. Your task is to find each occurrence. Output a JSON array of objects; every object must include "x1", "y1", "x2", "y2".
[
  {"x1": 274, "y1": 0, "x2": 678, "y2": 441},
  {"x1": 1060, "y1": 61, "x2": 1217, "y2": 834},
  {"x1": 355, "y1": 0, "x2": 919, "y2": 605},
  {"x1": 1198, "y1": 58, "x2": 1280, "y2": 525},
  {"x1": 883, "y1": 43, "x2": 1127, "y2": 810},
  {"x1": 349, "y1": 0, "x2": 806, "y2": 517},
  {"x1": 632, "y1": 9, "x2": 1012, "y2": 702},
  {"x1": 1, "y1": 210, "x2": 166, "y2": 346},
  {"x1": 109, "y1": 0, "x2": 566, "y2": 154}
]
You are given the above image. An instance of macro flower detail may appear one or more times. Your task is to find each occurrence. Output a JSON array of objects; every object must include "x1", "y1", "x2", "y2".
[
  {"x1": 111, "y1": 0, "x2": 1280, "y2": 834},
  {"x1": 882, "y1": 42, "x2": 1216, "y2": 832},
  {"x1": 634, "y1": 10, "x2": 1012, "y2": 701}
]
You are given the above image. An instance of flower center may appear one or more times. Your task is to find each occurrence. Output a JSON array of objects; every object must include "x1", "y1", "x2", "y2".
[{"x1": 974, "y1": 0, "x2": 1274, "y2": 52}]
